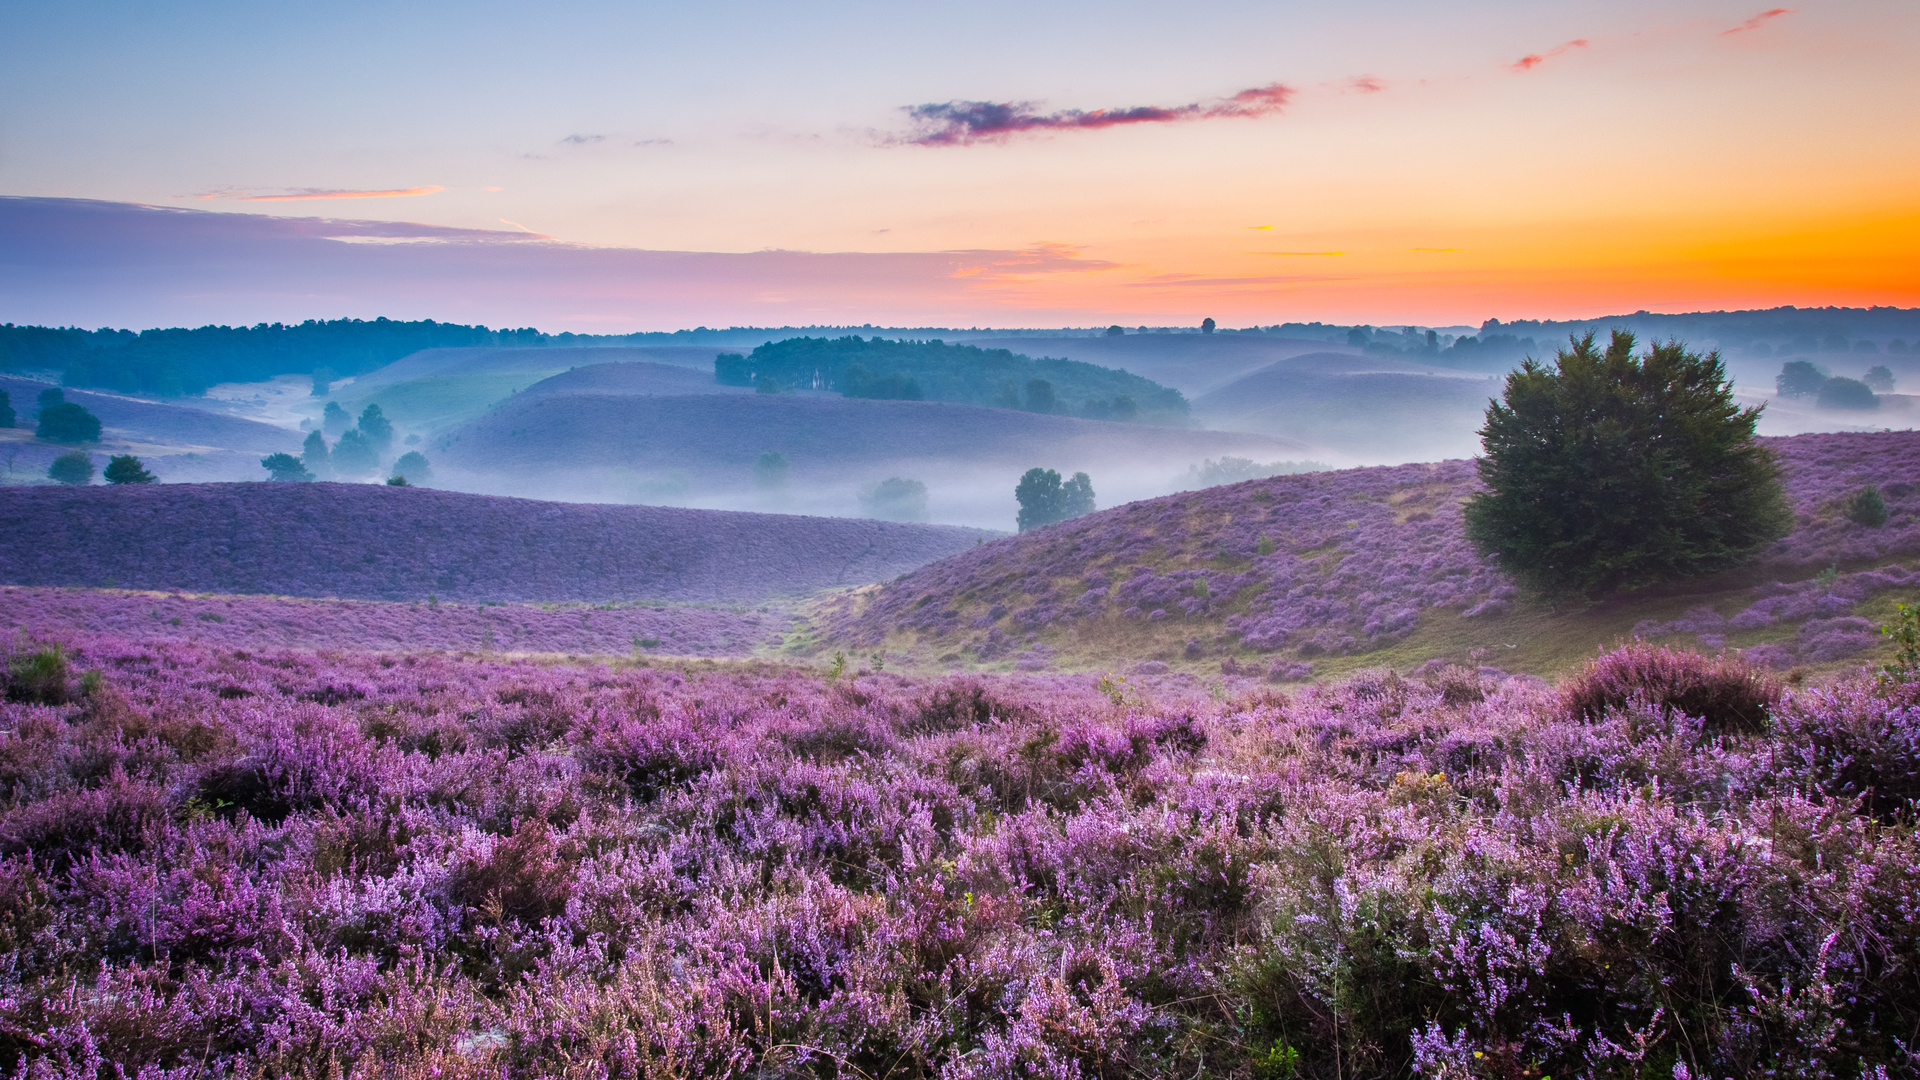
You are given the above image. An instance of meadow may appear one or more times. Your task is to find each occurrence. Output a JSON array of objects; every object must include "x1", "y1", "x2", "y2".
[{"x1": 1, "y1": 628, "x2": 1916, "y2": 1077}]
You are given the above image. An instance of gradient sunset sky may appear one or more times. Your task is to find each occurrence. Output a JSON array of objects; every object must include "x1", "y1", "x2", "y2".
[{"x1": 2, "y1": 0, "x2": 1916, "y2": 330}]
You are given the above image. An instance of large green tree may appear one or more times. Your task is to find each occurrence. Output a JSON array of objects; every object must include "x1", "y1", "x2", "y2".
[
  {"x1": 1464, "y1": 331, "x2": 1790, "y2": 597},
  {"x1": 1015, "y1": 468, "x2": 1096, "y2": 532}
]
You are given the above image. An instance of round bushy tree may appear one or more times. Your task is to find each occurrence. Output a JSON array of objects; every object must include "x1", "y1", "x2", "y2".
[
  {"x1": 330, "y1": 429, "x2": 379, "y2": 477},
  {"x1": 858, "y1": 477, "x2": 929, "y2": 522},
  {"x1": 1818, "y1": 376, "x2": 1879, "y2": 410},
  {"x1": 103, "y1": 454, "x2": 156, "y2": 484},
  {"x1": 260, "y1": 452, "x2": 313, "y2": 482},
  {"x1": 754, "y1": 450, "x2": 789, "y2": 490},
  {"x1": 356, "y1": 404, "x2": 395, "y2": 453},
  {"x1": 36, "y1": 401, "x2": 102, "y2": 443},
  {"x1": 1775, "y1": 359, "x2": 1826, "y2": 398},
  {"x1": 392, "y1": 450, "x2": 432, "y2": 486},
  {"x1": 1464, "y1": 330, "x2": 1790, "y2": 597},
  {"x1": 47, "y1": 451, "x2": 93, "y2": 486},
  {"x1": 1015, "y1": 468, "x2": 1096, "y2": 531}
]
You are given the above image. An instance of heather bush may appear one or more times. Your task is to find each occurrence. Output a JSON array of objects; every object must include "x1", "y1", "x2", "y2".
[
  {"x1": 1562, "y1": 642, "x2": 1780, "y2": 732},
  {"x1": 1, "y1": 629, "x2": 1918, "y2": 1077}
]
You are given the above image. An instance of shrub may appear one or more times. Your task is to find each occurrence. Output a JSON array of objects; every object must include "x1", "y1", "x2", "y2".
[
  {"x1": 1562, "y1": 642, "x2": 1779, "y2": 733},
  {"x1": 1846, "y1": 484, "x2": 1888, "y2": 527},
  {"x1": 1817, "y1": 376, "x2": 1879, "y2": 410},
  {"x1": 46, "y1": 451, "x2": 93, "y2": 486},
  {"x1": 5, "y1": 644, "x2": 71, "y2": 704},
  {"x1": 755, "y1": 375, "x2": 783, "y2": 394},
  {"x1": 858, "y1": 477, "x2": 929, "y2": 522},
  {"x1": 1776, "y1": 359, "x2": 1826, "y2": 398},
  {"x1": 35, "y1": 401, "x2": 101, "y2": 443},
  {"x1": 103, "y1": 455, "x2": 156, "y2": 485},
  {"x1": 1465, "y1": 331, "x2": 1790, "y2": 596},
  {"x1": 260, "y1": 453, "x2": 313, "y2": 482},
  {"x1": 384, "y1": 475, "x2": 410, "y2": 486}
]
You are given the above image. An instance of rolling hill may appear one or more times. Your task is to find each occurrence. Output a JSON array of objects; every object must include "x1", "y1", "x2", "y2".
[
  {"x1": 434, "y1": 390, "x2": 1316, "y2": 525},
  {"x1": 821, "y1": 430, "x2": 1920, "y2": 679},
  {"x1": 0, "y1": 375, "x2": 302, "y2": 483},
  {"x1": 0, "y1": 482, "x2": 993, "y2": 603},
  {"x1": 1190, "y1": 352, "x2": 1501, "y2": 464}
]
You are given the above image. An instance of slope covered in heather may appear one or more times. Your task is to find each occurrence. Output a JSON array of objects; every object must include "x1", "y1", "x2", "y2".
[
  {"x1": 824, "y1": 431, "x2": 1920, "y2": 678},
  {"x1": 0, "y1": 482, "x2": 992, "y2": 603}
]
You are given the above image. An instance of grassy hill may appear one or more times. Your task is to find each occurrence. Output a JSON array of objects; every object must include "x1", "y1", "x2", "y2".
[
  {"x1": 0, "y1": 482, "x2": 993, "y2": 604},
  {"x1": 821, "y1": 430, "x2": 1920, "y2": 679}
]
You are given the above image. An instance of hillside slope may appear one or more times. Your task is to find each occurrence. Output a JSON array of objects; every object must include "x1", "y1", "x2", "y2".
[
  {"x1": 0, "y1": 483, "x2": 992, "y2": 603},
  {"x1": 0, "y1": 375, "x2": 301, "y2": 483},
  {"x1": 1191, "y1": 353, "x2": 1499, "y2": 464},
  {"x1": 824, "y1": 431, "x2": 1920, "y2": 678}
]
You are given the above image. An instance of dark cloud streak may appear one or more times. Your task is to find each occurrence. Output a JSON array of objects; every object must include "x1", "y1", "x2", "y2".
[{"x1": 902, "y1": 82, "x2": 1293, "y2": 146}]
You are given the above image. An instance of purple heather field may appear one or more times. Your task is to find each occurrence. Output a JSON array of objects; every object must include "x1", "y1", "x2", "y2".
[
  {"x1": 0, "y1": 587, "x2": 791, "y2": 657},
  {"x1": 1, "y1": 632, "x2": 1918, "y2": 1076},
  {"x1": 0, "y1": 483, "x2": 991, "y2": 605},
  {"x1": 834, "y1": 431, "x2": 1920, "y2": 669}
]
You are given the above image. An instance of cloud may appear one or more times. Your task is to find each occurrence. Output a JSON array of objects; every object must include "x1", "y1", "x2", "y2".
[
  {"x1": 1723, "y1": 8, "x2": 1792, "y2": 35},
  {"x1": 1347, "y1": 76, "x2": 1388, "y2": 94},
  {"x1": 1255, "y1": 251, "x2": 1345, "y2": 257},
  {"x1": 561, "y1": 134, "x2": 605, "y2": 145},
  {"x1": 195, "y1": 186, "x2": 446, "y2": 202},
  {"x1": 1510, "y1": 39, "x2": 1589, "y2": 72},
  {"x1": 900, "y1": 82, "x2": 1293, "y2": 146}
]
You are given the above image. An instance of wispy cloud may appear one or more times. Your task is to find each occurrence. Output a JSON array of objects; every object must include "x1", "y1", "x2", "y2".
[
  {"x1": 560, "y1": 134, "x2": 605, "y2": 145},
  {"x1": 1256, "y1": 250, "x2": 1345, "y2": 257},
  {"x1": 900, "y1": 82, "x2": 1293, "y2": 146},
  {"x1": 1510, "y1": 39, "x2": 1589, "y2": 72},
  {"x1": 194, "y1": 186, "x2": 445, "y2": 202},
  {"x1": 1347, "y1": 76, "x2": 1388, "y2": 94},
  {"x1": 1723, "y1": 8, "x2": 1792, "y2": 35}
]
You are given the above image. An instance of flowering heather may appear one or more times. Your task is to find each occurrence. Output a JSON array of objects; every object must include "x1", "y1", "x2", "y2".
[
  {"x1": 829, "y1": 431, "x2": 1920, "y2": 672},
  {"x1": 0, "y1": 587, "x2": 790, "y2": 657},
  {"x1": 1, "y1": 636, "x2": 1918, "y2": 1076},
  {"x1": 0, "y1": 483, "x2": 990, "y2": 604}
]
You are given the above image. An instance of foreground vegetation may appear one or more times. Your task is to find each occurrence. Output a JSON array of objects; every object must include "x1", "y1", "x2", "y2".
[{"x1": 1, "y1": 628, "x2": 1917, "y2": 1077}]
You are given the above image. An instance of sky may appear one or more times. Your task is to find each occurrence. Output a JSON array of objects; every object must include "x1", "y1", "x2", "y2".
[{"x1": 2, "y1": 0, "x2": 1917, "y2": 331}]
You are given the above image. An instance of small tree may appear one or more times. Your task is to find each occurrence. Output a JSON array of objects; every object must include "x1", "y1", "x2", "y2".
[
  {"x1": 1776, "y1": 360, "x2": 1826, "y2": 398},
  {"x1": 858, "y1": 477, "x2": 929, "y2": 522},
  {"x1": 302, "y1": 430, "x2": 332, "y2": 480},
  {"x1": 48, "y1": 451, "x2": 93, "y2": 486},
  {"x1": 0, "y1": 389, "x2": 13, "y2": 428},
  {"x1": 393, "y1": 450, "x2": 432, "y2": 486},
  {"x1": 1846, "y1": 485, "x2": 1889, "y2": 527},
  {"x1": 1818, "y1": 376, "x2": 1878, "y2": 410},
  {"x1": 1024, "y1": 379, "x2": 1057, "y2": 414},
  {"x1": 385, "y1": 474, "x2": 411, "y2": 486},
  {"x1": 1464, "y1": 330, "x2": 1790, "y2": 597},
  {"x1": 322, "y1": 401, "x2": 351, "y2": 436},
  {"x1": 261, "y1": 452, "x2": 313, "y2": 482},
  {"x1": 1105, "y1": 325, "x2": 1126, "y2": 337},
  {"x1": 1201, "y1": 317, "x2": 1217, "y2": 335},
  {"x1": 1863, "y1": 365, "x2": 1896, "y2": 392},
  {"x1": 1015, "y1": 468, "x2": 1096, "y2": 531},
  {"x1": 103, "y1": 455, "x2": 156, "y2": 484},
  {"x1": 331, "y1": 429, "x2": 379, "y2": 477},
  {"x1": 356, "y1": 404, "x2": 395, "y2": 453},
  {"x1": 311, "y1": 367, "x2": 337, "y2": 397},
  {"x1": 754, "y1": 451, "x2": 789, "y2": 490},
  {"x1": 37, "y1": 402, "x2": 102, "y2": 443}
]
